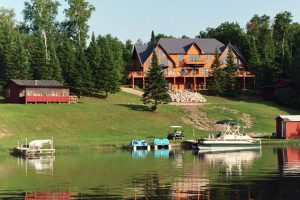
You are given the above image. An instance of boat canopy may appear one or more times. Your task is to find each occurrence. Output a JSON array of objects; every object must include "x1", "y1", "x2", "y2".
[
  {"x1": 29, "y1": 140, "x2": 52, "y2": 148},
  {"x1": 169, "y1": 126, "x2": 182, "y2": 128}
]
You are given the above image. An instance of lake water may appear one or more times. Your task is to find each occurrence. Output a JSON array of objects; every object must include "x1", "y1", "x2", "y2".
[{"x1": 1, "y1": 147, "x2": 300, "y2": 199}]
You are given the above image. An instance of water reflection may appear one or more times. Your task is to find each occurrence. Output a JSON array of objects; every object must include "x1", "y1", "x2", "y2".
[
  {"x1": 2, "y1": 147, "x2": 300, "y2": 199},
  {"x1": 17, "y1": 156, "x2": 55, "y2": 174},
  {"x1": 198, "y1": 150, "x2": 262, "y2": 176},
  {"x1": 25, "y1": 192, "x2": 71, "y2": 200},
  {"x1": 278, "y1": 147, "x2": 300, "y2": 176}
]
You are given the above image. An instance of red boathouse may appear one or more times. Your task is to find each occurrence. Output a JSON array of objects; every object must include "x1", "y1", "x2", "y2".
[
  {"x1": 5, "y1": 79, "x2": 70, "y2": 104},
  {"x1": 276, "y1": 115, "x2": 300, "y2": 139}
]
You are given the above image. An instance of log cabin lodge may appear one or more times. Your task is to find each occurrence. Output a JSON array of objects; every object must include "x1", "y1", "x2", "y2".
[
  {"x1": 129, "y1": 38, "x2": 255, "y2": 90},
  {"x1": 5, "y1": 79, "x2": 70, "y2": 104}
]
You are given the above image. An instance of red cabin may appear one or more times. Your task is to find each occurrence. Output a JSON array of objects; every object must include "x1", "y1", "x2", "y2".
[
  {"x1": 5, "y1": 79, "x2": 70, "y2": 104},
  {"x1": 276, "y1": 115, "x2": 300, "y2": 139}
]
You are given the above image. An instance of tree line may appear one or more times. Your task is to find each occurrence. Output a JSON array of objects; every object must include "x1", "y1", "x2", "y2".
[
  {"x1": 0, "y1": 0, "x2": 133, "y2": 97},
  {"x1": 0, "y1": 1, "x2": 300, "y2": 101}
]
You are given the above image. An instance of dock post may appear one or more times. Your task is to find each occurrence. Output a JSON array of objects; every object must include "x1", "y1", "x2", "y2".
[
  {"x1": 147, "y1": 145, "x2": 151, "y2": 151},
  {"x1": 154, "y1": 145, "x2": 158, "y2": 150}
]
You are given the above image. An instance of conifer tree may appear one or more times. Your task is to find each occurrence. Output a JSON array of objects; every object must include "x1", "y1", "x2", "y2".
[
  {"x1": 97, "y1": 41, "x2": 121, "y2": 97},
  {"x1": 247, "y1": 36, "x2": 262, "y2": 87},
  {"x1": 48, "y1": 41, "x2": 63, "y2": 82},
  {"x1": 142, "y1": 51, "x2": 171, "y2": 111},
  {"x1": 122, "y1": 40, "x2": 133, "y2": 83},
  {"x1": 224, "y1": 44, "x2": 238, "y2": 90},
  {"x1": 149, "y1": 30, "x2": 156, "y2": 45},
  {"x1": 72, "y1": 45, "x2": 94, "y2": 96},
  {"x1": 87, "y1": 33, "x2": 101, "y2": 92},
  {"x1": 30, "y1": 36, "x2": 49, "y2": 79},
  {"x1": 211, "y1": 48, "x2": 226, "y2": 96},
  {"x1": 57, "y1": 34, "x2": 75, "y2": 86}
]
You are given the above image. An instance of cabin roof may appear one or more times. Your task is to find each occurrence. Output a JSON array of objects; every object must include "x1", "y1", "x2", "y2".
[
  {"x1": 9, "y1": 79, "x2": 65, "y2": 88},
  {"x1": 277, "y1": 115, "x2": 300, "y2": 122}
]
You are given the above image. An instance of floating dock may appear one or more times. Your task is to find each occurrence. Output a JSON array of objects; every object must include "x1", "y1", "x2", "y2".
[{"x1": 12, "y1": 138, "x2": 55, "y2": 157}]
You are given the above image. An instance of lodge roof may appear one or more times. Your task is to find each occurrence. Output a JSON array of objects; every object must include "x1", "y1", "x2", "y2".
[
  {"x1": 157, "y1": 38, "x2": 224, "y2": 54},
  {"x1": 10, "y1": 79, "x2": 65, "y2": 88},
  {"x1": 134, "y1": 38, "x2": 244, "y2": 65},
  {"x1": 277, "y1": 115, "x2": 300, "y2": 122}
]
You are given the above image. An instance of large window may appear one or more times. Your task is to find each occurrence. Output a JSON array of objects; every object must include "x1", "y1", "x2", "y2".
[
  {"x1": 190, "y1": 55, "x2": 200, "y2": 62},
  {"x1": 202, "y1": 67, "x2": 209, "y2": 75},
  {"x1": 206, "y1": 55, "x2": 211, "y2": 62},
  {"x1": 160, "y1": 49, "x2": 166, "y2": 57},
  {"x1": 160, "y1": 58, "x2": 168, "y2": 66},
  {"x1": 179, "y1": 55, "x2": 184, "y2": 61}
]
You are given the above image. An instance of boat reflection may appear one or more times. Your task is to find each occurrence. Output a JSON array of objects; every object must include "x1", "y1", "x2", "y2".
[
  {"x1": 153, "y1": 149, "x2": 170, "y2": 158},
  {"x1": 198, "y1": 150, "x2": 261, "y2": 176},
  {"x1": 131, "y1": 150, "x2": 148, "y2": 158},
  {"x1": 278, "y1": 147, "x2": 300, "y2": 175},
  {"x1": 17, "y1": 156, "x2": 55, "y2": 174}
]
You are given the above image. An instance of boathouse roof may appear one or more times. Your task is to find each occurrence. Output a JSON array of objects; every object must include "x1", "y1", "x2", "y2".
[{"x1": 9, "y1": 79, "x2": 65, "y2": 88}]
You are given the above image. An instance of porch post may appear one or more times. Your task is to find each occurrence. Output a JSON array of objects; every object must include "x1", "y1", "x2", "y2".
[
  {"x1": 204, "y1": 77, "x2": 207, "y2": 89},
  {"x1": 173, "y1": 77, "x2": 176, "y2": 90},
  {"x1": 132, "y1": 77, "x2": 135, "y2": 89},
  {"x1": 243, "y1": 74, "x2": 246, "y2": 90},
  {"x1": 193, "y1": 77, "x2": 196, "y2": 90},
  {"x1": 184, "y1": 77, "x2": 186, "y2": 90},
  {"x1": 143, "y1": 77, "x2": 145, "y2": 89}
]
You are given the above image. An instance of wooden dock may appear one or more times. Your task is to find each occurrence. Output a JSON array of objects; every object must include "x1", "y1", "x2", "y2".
[
  {"x1": 13, "y1": 147, "x2": 55, "y2": 157},
  {"x1": 12, "y1": 138, "x2": 55, "y2": 157}
]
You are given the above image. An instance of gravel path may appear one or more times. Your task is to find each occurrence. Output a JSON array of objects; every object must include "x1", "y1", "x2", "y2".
[{"x1": 121, "y1": 87, "x2": 143, "y2": 96}]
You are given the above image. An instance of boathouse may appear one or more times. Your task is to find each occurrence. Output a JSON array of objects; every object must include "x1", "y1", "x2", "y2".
[
  {"x1": 5, "y1": 79, "x2": 70, "y2": 104},
  {"x1": 276, "y1": 115, "x2": 300, "y2": 139}
]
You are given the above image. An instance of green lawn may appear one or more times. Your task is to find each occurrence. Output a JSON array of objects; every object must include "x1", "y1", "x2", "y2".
[
  {"x1": 0, "y1": 92, "x2": 298, "y2": 151},
  {"x1": 201, "y1": 96, "x2": 299, "y2": 134},
  {"x1": 0, "y1": 92, "x2": 197, "y2": 151}
]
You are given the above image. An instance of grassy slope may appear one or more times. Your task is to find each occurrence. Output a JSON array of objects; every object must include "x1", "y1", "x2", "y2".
[
  {"x1": 0, "y1": 92, "x2": 298, "y2": 151},
  {"x1": 201, "y1": 96, "x2": 299, "y2": 133},
  {"x1": 0, "y1": 92, "x2": 196, "y2": 151}
]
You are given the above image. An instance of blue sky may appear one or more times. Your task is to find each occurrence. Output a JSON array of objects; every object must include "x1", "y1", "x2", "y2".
[{"x1": 1, "y1": 0, "x2": 300, "y2": 43}]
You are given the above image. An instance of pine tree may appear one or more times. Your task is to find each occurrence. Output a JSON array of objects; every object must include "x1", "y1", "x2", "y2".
[
  {"x1": 97, "y1": 41, "x2": 121, "y2": 97},
  {"x1": 211, "y1": 48, "x2": 226, "y2": 96},
  {"x1": 72, "y1": 45, "x2": 94, "y2": 96},
  {"x1": 224, "y1": 44, "x2": 238, "y2": 90},
  {"x1": 122, "y1": 40, "x2": 133, "y2": 83},
  {"x1": 142, "y1": 51, "x2": 171, "y2": 111},
  {"x1": 57, "y1": 34, "x2": 75, "y2": 86},
  {"x1": 48, "y1": 41, "x2": 63, "y2": 82},
  {"x1": 247, "y1": 36, "x2": 262, "y2": 87},
  {"x1": 87, "y1": 33, "x2": 101, "y2": 92},
  {"x1": 30, "y1": 36, "x2": 49, "y2": 79},
  {"x1": 149, "y1": 30, "x2": 156, "y2": 45}
]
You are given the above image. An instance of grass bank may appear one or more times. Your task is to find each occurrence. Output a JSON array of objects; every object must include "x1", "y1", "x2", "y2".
[
  {"x1": 0, "y1": 92, "x2": 298, "y2": 152},
  {"x1": 0, "y1": 92, "x2": 199, "y2": 151}
]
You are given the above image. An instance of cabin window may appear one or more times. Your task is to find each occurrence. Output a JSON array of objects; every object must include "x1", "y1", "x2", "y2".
[
  {"x1": 6, "y1": 89, "x2": 10, "y2": 97},
  {"x1": 163, "y1": 68, "x2": 168, "y2": 75},
  {"x1": 160, "y1": 58, "x2": 168, "y2": 66},
  {"x1": 190, "y1": 55, "x2": 200, "y2": 62},
  {"x1": 222, "y1": 58, "x2": 227, "y2": 65},
  {"x1": 27, "y1": 90, "x2": 33, "y2": 96},
  {"x1": 206, "y1": 55, "x2": 211, "y2": 62},
  {"x1": 179, "y1": 55, "x2": 184, "y2": 61},
  {"x1": 202, "y1": 67, "x2": 209, "y2": 75},
  {"x1": 160, "y1": 49, "x2": 166, "y2": 57}
]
